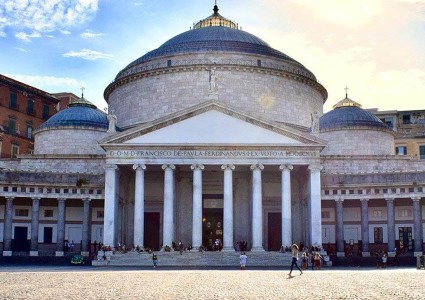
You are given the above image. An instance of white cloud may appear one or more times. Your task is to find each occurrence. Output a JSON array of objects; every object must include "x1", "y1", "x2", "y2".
[
  {"x1": 14, "y1": 47, "x2": 28, "y2": 52},
  {"x1": 63, "y1": 49, "x2": 113, "y2": 60},
  {"x1": 60, "y1": 30, "x2": 72, "y2": 35},
  {"x1": 15, "y1": 31, "x2": 41, "y2": 42},
  {"x1": 0, "y1": 0, "x2": 98, "y2": 41},
  {"x1": 80, "y1": 30, "x2": 104, "y2": 39},
  {"x1": 5, "y1": 74, "x2": 83, "y2": 89}
]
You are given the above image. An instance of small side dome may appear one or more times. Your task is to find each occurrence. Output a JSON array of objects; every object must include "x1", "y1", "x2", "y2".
[
  {"x1": 37, "y1": 98, "x2": 108, "y2": 131},
  {"x1": 34, "y1": 96, "x2": 109, "y2": 155},
  {"x1": 320, "y1": 98, "x2": 390, "y2": 132},
  {"x1": 319, "y1": 96, "x2": 395, "y2": 156}
]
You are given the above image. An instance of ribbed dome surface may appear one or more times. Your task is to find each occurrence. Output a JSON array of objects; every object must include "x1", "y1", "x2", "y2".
[
  {"x1": 38, "y1": 103, "x2": 108, "y2": 130},
  {"x1": 320, "y1": 106, "x2": 390, "y2": 132},
  {"x1": 116, "y1": 26, "x2": 312, "y2": 80}
]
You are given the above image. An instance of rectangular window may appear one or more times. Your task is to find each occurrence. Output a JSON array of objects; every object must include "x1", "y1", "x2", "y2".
[
  {"x1": 321, "y1": 211, "x2": 330, "y2": 219},
  {"x1": 44, "y1": 209, "x2": 54, "y2": 218},
  {"x1": 8, "y1": 118, "x2": 16, "y2": 134},
  {"x1": 11, "y1": 145, "x2": 19, "y2": 158},
  {"x1": 27, "y1": 125, "x2": 33, "y2": 139},
  {"x1": 396, "y1": 146, "x2": 407, "y2": 155},
  {"x1": 420, "y1": 145, "x2": 425, "y2": 159},
  {"x1": 27, "y1": 99, "x2": 34, "y2": 114},
  {"x1": 374, "y1": 227, "x2": 383, "y2": 243},
  {"x1": 373, "y1": 210, "x2": 383, "y2": 218},
  {"x1": 42, "y1": 104, "x2": 50, "y2": 120},
  {"x1": 15, "y1": 208, "x2": 29, "y2": 217},
  {"x1": 402, "y1": 114, "x2": 411, "y2": 124},
  {"x1": 9, "y1": 93, "x2": 17, "y2": 109},
  {"x1": 398, "y1": 209, "x2": 412, "y2": 218}
]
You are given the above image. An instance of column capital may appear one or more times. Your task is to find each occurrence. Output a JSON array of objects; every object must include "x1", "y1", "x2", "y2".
[
  {"x1": 132, "y1": 164, "x2": 146, "y2": 171},
  {"x1": 221, "y1": 164, "x2": 235, "y2": 171},
  {"x1": 250, "y1": 164, "x2": 264, "y2": 171},
  {"x1": 191, "y1": 164, "x2": 205, "y2": 171},
  {"x1": 6, "y1": 196, "x2": 15, "y2": 202},
  {"x1": 57, "y1": 198, "x2": 67, "y2": 203},
  {"x1": 104, "y1": 164, "x2": 118, "y2": 170},
  {"x1": 411, "y1": 196, "x2": 421, "y2": 202},
  {"x1": 334, "y1": 198, "x2": 344, "y2": 204},
  {"x1": 385, "y1": 198, "x2": 395, "y2": 203},
  {"x1": 82, "y1": 197, "x2": 91, "y2": 203},
  {"x1": 308, "y1": 164, "x2": 323, "y2": 172},
  {"x1": 360, "y1": 198, "x2": 369, "y2": 203},
  {"x1": 279, "y1": 164, "x2": 293, "y2": 171},
  {"x1": 162, "y1": 164, "x2": 175, "y2": 170},
  {"x1": 31, "y1": 197, "x2": 41, "y2": 201}
]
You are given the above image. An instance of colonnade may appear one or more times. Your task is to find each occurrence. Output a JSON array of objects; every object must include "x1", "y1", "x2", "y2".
[
  {"x1": 103, "y1": 163, "x2": 323, "y2": 251},
  {"x1": 334, "y1": 197, "x2": 423, "y2": 256},
  {"x1": 2, "y1": 197, "x2": 92, "y2": 256}
]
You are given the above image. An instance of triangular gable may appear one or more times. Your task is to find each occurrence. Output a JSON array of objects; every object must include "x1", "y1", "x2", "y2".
[{"x1": 101, "y1": 101, "x2": 326, "y2": 146}]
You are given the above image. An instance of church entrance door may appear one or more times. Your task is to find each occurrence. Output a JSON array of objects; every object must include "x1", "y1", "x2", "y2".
[
  {"x1": 399, "y1": 227, "x2": 413, "y2": 251},
  {"x1": 13, "y1": 226, "x2": 29, "y2": 251},
  {"x1": 144, "y1": 212, "x2": 160, "y2": 251},
  {"x1": 202, "y1": 196, "x2": 223, "y2": 251},
  {"x1": 268, "y1": 213, "x2": 282, "y2": 251}
]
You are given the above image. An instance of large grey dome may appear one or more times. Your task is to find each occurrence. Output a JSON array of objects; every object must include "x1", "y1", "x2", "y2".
[{"x1": 115, "y1": 26, "x2": 314, "y2": 81}]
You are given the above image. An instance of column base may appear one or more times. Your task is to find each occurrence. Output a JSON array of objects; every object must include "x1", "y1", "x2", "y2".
[
  {"x1": 337, "y1": 252, "x2": 345, "y2": 257},
  {"x1": 29, "y1": 251, "x2": 39, "y2": 257},
  {"x1": 414, "y1": 251, "x2": 423, "y2": 256},
  {"x1": 55, "y1": 251, "x2": 64, "y2": 257},
  {"x1": 3, "y1": 251, "x2": 12, "y2": 256},
  {"x1": 221, "y1": 247, "x2": 235, "y2": 252},
  {"x1": 251, "y1": 246, "x2": 265, "y2": 252},
  {"x1": 81, "y1": 251, "x2": 90, "y2": 257},
  {"x1": 362, "y1": 252, "x2": 371, "y2": 257},
  {"x1": 387, "y1": 251, "x2": 396, "y2": 257}
]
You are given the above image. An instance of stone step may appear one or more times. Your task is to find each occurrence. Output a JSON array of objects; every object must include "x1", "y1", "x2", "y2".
[{"x1": 103, "y1": 251, "x2": 298, "y2": 267}]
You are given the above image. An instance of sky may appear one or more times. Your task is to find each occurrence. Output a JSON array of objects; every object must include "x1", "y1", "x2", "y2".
[{"x1": 1, "y1": 0, "x2": 424, "y2": 113}]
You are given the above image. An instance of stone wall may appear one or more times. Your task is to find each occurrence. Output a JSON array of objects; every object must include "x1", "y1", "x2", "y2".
[
  {"x1": 320, "y1": 129, "x2": 395, "y2": 156},
  {"x1": 34, "y1": 128, "x2": 107, "y2": 155},
  {"x1": 107, "y1": 52, "x2": 325, "y2": 129}
]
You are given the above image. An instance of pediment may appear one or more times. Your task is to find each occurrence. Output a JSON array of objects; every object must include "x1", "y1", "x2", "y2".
[{"x1": 101, "y1": 101, "x2": 325, "y2": 147}]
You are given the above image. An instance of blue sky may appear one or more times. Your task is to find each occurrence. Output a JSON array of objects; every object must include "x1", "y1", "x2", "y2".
[{"x1": 1, "y1": 0, "x2": 424, "y2": 112}]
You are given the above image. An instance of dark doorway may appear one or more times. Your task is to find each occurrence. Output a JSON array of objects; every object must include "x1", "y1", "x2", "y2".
[
  {"x1": 12, "y1": 226, "x2": 30, "y2": 251},
  {"x1": 399, "y1": 227, "x2": 413, "y2": 251},
  {"x1": 268, "y1": 213, "x2": 281, "y2": 251},
  {"x1": 144, "y1": 212, "x2": 160, "y2": 251},
  {"x1": 202, "y1": 196, "x2": 224, "y2": 251},
  {"x1": 43, "y1": 227, "x2": 53, "y2": 244}
]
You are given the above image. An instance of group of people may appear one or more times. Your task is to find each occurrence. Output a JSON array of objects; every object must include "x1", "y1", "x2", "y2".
[
  {"x1": 375, "y1": 251, "x2": 388, "y2": 268},
  {"x1": 301, "y1": 251, "x2": 323, "y2": 270},
  {"x1": 235, "y1": 241, "x2": 248, "y2": 252},
  {"x1": 63, "y1": 240, "x2": 74, "y2": 253}
]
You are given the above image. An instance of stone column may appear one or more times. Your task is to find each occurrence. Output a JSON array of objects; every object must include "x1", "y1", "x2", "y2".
[
  {"x1": 55, "y1": 198, "x2": 66, "y2": 256},
  {"x1": 81, "y1": 198, "x2": 91, "y2": 256},
  {"x1": 361, "y1": 199, "x2": 370, "y2": 256},
  {"x1": 133, "y1": 164, "x2": 146, "y2": 249},
  {"x1": 412, "y1": 197, "x2": 423, "y2": 255},
  {"x1": 279, "y1": 164, "x2": 293, "y2": 249},
  {"x1": 386, "y1": 198, "x2": 396, "y2": 255},
  {"x1": 335, "y1": 198, "x2": 345, "y2": 256},
  {"x1": 308, "y1": 165, "x2": 323, "y2": 248},
  {"x1": 191, "y1": 164, "x2": 204, "y2": 249},
  {"x1": 30, "y1": 197, "x2": 40, "y2": 256},
  {"x1": 251, "y1": 164, "x2": 264, "y2": 251},
  {"x1": 104, "y1": 164, "x2": 119, "y2": 248},
  {"x1": 3, "y1": 197, "x2": 14, "y2": 256},
  {"x1": 222, "y1": 164, "x2": 235, "y2": 251},
  {"x1": 162, "y1": 164, "x2": 175, "y2": 250}
]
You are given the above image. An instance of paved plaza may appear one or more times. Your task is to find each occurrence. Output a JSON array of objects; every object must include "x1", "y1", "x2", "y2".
[{"x1": 0, "y1": 267, "x2": 424, "y2": 299}]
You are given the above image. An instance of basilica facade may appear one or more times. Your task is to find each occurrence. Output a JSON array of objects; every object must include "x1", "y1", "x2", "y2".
[{"x1": 0, "y1": 4, "x2": 424, "y2": 259}]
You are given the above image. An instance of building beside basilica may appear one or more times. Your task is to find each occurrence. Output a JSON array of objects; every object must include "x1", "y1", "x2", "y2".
[{"x1": 0, "y1": 4, "x2": 424, "y2": 260}]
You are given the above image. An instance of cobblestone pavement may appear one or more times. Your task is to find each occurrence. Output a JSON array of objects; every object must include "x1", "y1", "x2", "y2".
[{"x1": 0, "y1": 267, "x2": 424, "y2": 299}]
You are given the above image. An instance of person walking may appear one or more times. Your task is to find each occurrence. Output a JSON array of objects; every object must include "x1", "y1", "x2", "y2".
[
  {"x1": 240, "y1": 252, "x2": 247, "y2": 270},
  {"x1": 289, "y1": 244, "x2": 303, "y2": 276},
  {"x1": 152, "y1": 253, "x2": 158, "y2": 268}
]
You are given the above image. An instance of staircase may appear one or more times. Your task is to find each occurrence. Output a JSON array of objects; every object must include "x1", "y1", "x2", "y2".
[{"x1": 97, "y1": 251, "x2": 296, "y2": 267}]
